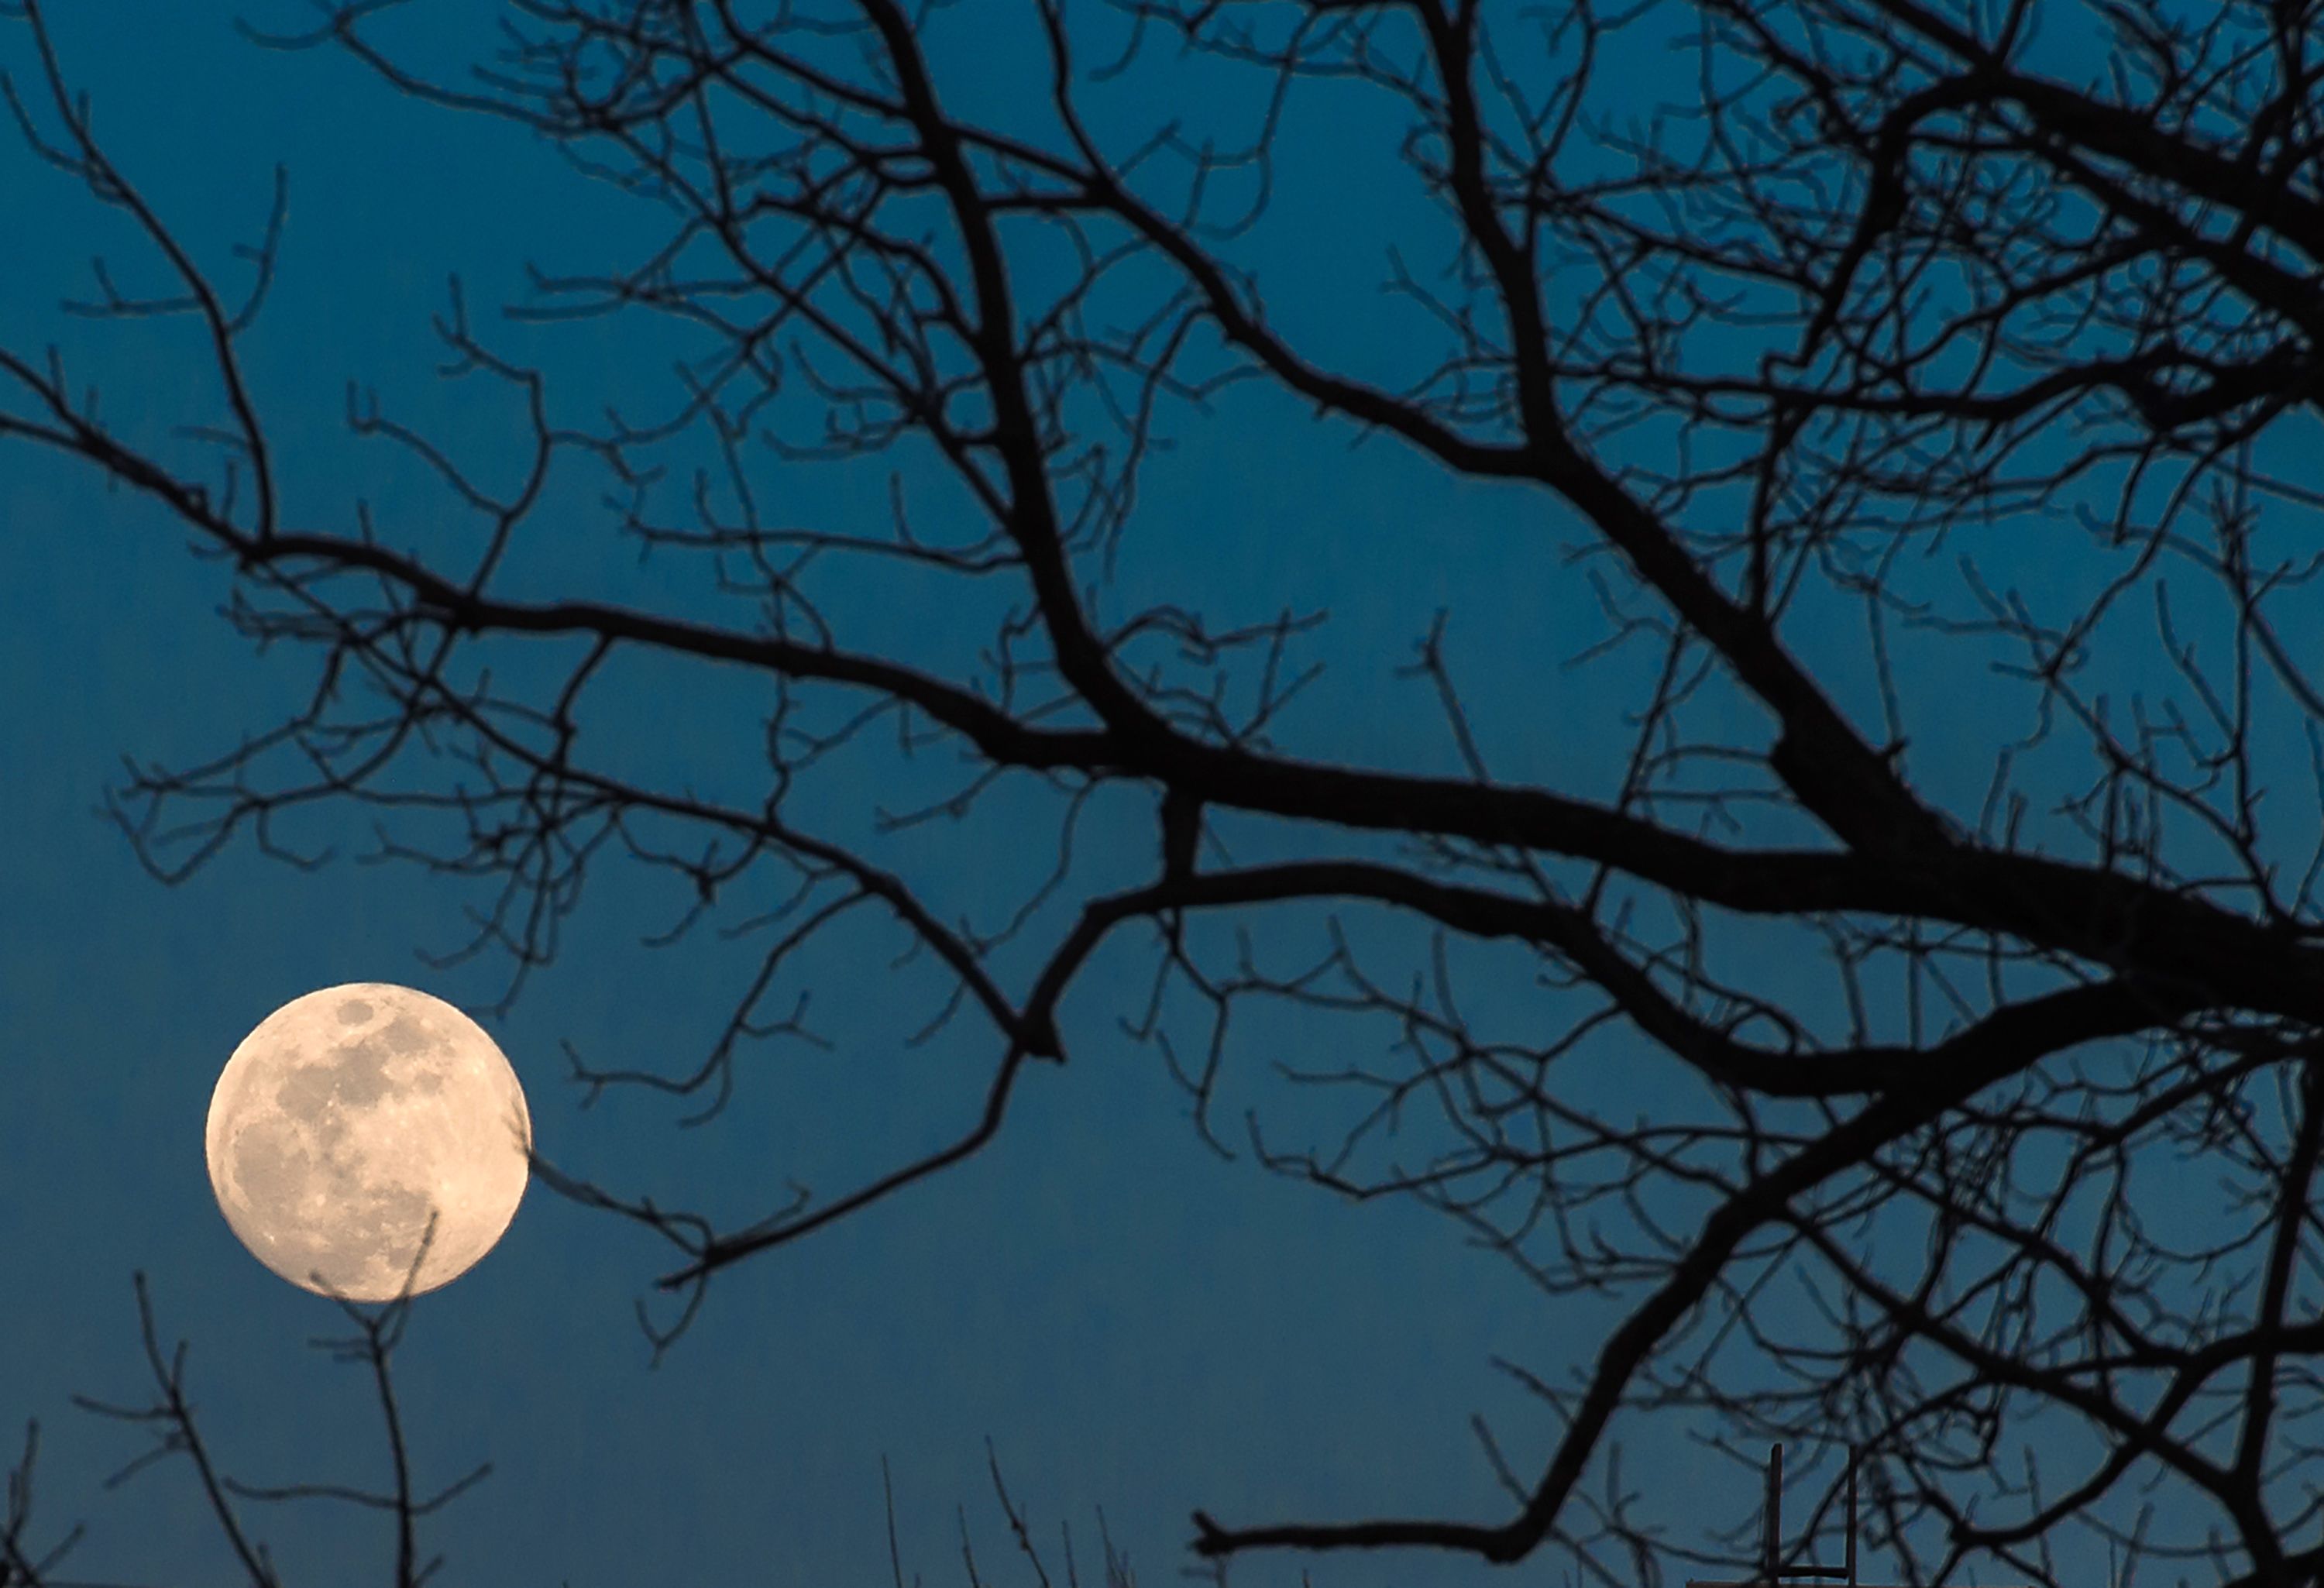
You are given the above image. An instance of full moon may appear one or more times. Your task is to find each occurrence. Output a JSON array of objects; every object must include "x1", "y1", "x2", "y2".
[{"x1": 205, "y1": 983, "x2": 531, "y2": 1302}]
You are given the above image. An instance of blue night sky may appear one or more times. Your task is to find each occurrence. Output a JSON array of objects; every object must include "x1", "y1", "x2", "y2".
[
  {"x1": 0, "y1": 6, "x2": 1646, "y2": 1584},
  {"x1": 0, "y1": 2, "x2": 2264, "y2": 1586}
]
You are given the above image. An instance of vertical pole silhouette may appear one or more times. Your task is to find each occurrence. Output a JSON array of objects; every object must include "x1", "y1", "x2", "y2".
[
  {"x1": 1845, "y1": 1447, "x2": 1858, "y2": 1585},
  {"x1": 1765, "y1": 1444, "x2": 1783, "y2": 1583}
]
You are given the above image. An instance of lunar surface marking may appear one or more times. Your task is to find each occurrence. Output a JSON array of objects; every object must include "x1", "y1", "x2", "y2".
[{"x1": 205, "y1": 983, "x2": 531, "y2": 1301}]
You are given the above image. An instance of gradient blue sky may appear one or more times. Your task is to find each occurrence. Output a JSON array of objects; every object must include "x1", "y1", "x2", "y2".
[
  {"x1": 0, "y1": 4, "x2": 2236, "y2": 1585},
  {"x1": 0, "y1": 6, "x2": 1667, "y2": 1584}
]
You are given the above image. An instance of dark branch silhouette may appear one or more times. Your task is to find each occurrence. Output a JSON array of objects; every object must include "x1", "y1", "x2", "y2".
[
  {"x1": 11, "y1": 0, "x2": 2324, "y2": 1580},
  {"x1": 15, "y1": 1272, "x2": 485, "y2": 1588},
  {"x1": 3, "y1": 1282, "x2": 1135, "y2": 1587}
]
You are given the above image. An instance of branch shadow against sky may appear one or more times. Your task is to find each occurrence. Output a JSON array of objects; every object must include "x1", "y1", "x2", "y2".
[{"x1": 9, "y1": 0, "x2": 2324, "y2": 1583}]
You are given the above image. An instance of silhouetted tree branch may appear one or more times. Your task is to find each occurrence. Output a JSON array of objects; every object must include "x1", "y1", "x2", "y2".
[
  {"x1": 5, "y1": 1281, "x2": 1137, "y2": 1587},
  {"x1": 12, "y1": 0, "x2": 2324, "y2": 1581},
  {"x1": 9, "y1": 1273, "x2": 485, "y2": 1588}
]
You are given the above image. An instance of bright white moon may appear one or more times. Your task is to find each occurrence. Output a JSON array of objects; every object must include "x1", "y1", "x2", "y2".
[{"x1": 205, "y1": 983, "x2": 531, "y2": 1302}]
